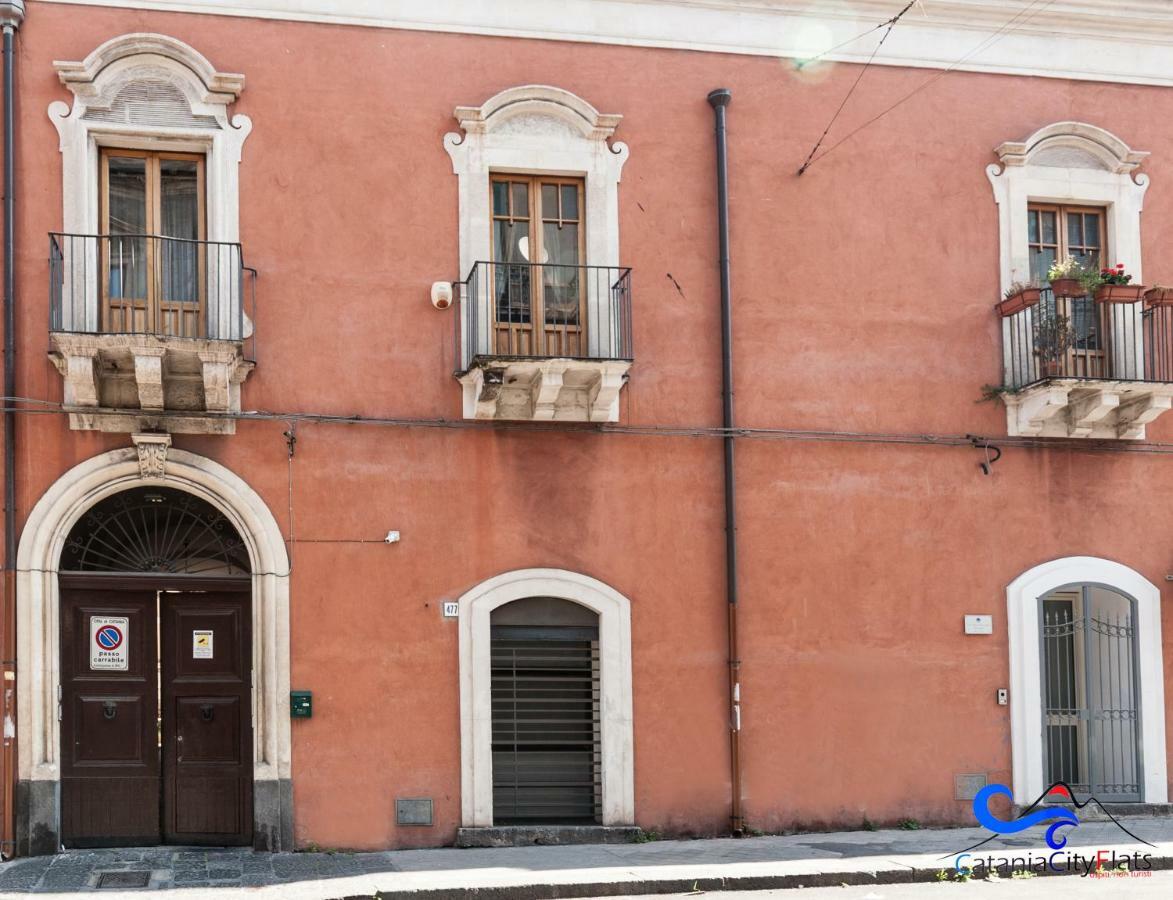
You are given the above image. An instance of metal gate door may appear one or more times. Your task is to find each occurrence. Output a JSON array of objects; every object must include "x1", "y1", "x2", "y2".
[{"x1": 1041, "y1": 588, "x2": 1141, "y2": 802}]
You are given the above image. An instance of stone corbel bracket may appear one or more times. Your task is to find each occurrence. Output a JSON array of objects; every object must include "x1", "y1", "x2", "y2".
[
  {"x1": 49, "y1": 332, "x2": 253, "y2": 434},
  {"x1": 1003, "y1": 381, "x2": 1173, "y2": 439}
]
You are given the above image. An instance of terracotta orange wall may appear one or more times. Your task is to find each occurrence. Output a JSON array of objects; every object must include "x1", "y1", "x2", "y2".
[{"x1": 9, "y1": 2, "x2": 1173, "y2": 847}]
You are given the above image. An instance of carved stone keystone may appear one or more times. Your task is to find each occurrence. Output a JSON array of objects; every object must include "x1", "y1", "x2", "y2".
[{"x1": 131, "y1": 432, "x2": 172, "y2": 479}]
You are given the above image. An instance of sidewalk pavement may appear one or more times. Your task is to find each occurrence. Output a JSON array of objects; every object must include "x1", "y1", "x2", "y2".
[{"x1": 1, "y1": 815, "x2": 1172, "y2": 899}]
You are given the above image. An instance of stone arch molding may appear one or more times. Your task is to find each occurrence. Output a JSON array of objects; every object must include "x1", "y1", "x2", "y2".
[
  {"x1": 457, "y1": 568, "x2": 634, "y2": 827},
  {"x1": 47, "y1": 34, "x2": 252, "y2": 324},
  {"x1": 16, "y1": 448, "x2": 292, "y2": 853},
  {"x1": 1005, "y1": 556, "x2": 1166, "y2": 805}
]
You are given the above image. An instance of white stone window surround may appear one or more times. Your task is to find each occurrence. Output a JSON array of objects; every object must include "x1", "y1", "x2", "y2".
[
  {"x1": 987, "y1": 122, "x2": 1150, "y2": 382},
  {"x1": 1006, "y1": 556, "x2": 1166, "y2": 805},
  {"x1": 47, "y1": 33, "x2": 252, "y2": 337},
  {"x1": 443, "y1": 85, "x2": 629, "y2": 365},
  {"x1": 457, "y1": 568, "x2": 635, "y2": 827}
]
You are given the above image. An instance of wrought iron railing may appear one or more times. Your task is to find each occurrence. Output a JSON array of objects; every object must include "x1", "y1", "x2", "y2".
[
  {"x1": 454, "y1": 261, "x2": 632, "y2": 372},
  {"x1": 999, "y1": 287, "x2": 1173, "y2": 389},
  {"x1": 50, "y1": 233, "x2": 254, "y2": 344}
]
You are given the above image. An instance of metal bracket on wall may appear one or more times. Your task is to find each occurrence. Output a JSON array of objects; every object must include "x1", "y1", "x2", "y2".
[{"x1": 967, "y1": 434, "x2": 1002, "y2": 475}]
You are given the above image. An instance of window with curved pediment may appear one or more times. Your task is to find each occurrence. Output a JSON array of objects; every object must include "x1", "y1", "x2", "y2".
[
  {"x1": 986, "y1": 124, "x2": 1173, "y2": 439},
  {"x1": 443, "y1": 86, "x2": 633, "y2": 422},
  {"x1": 48, "y1": 33, "x2": 252, "y2": 337}
]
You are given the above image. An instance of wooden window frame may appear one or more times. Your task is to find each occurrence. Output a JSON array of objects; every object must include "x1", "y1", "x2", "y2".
[
  {"x1": 1029, "y1": 203, "x2": 1109, "y2": 376},
  {"x1": 1028, "y1": 203, "x2": 1107, "y2": 273},
  {"x1": 98, "y1": 148, "x2": 207, "y2": 336},
  {"x1": 489, "y1": 174, "x2": 587, "y2": 357}
]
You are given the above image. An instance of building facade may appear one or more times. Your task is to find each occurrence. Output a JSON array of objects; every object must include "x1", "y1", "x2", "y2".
[{"x1": 0, "y1": 0, "x2": 1171, "y2": 856}]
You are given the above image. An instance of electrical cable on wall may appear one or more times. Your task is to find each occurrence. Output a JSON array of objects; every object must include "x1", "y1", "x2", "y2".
[{"x1": 3, "y1": 397, "x2": 1173, "y2": 455}]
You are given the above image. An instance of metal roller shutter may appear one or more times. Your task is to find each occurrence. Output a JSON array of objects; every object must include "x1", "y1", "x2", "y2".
[{"x1": 491, "y1": 624, "x2": 601, "y2": 824}]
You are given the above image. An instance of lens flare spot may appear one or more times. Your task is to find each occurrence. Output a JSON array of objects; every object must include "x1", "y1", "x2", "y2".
[{"x1": 792, "y1": 23, "x2": 834, "y2": 66}]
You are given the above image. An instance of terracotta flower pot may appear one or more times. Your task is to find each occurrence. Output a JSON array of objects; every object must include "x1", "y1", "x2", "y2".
[
  {"x1": 1094, "y1": 283, "x2": 1146, "y2": 303},
  {"x1": 1144, "y1": 287, "x2": 1173, "y2": 307},
  {"x1": 1049, "y1": 277, "x2": 1084, "y2": 298},
  {"x1": 996, "y1": 287, "x2": 1042, "y2": 317}
]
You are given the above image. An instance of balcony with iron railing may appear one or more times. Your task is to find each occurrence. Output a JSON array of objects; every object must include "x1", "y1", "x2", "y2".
[
  {"x1": 48, "y1": 233, "x2": 256, "y2": 434},
  {"x1": 997, "y1": 285, "x2": 1173, "y2": 438},
  {"x1": 454, "y1": 260, "x2": 633, "y2": 421}
]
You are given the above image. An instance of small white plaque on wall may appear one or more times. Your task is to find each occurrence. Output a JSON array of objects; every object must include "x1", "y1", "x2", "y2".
[
  {"x1": 964, "y1": 614, "x2": 993, "y2": 635},
  {"x1": 442, "y1": 602, "x2": 459, "y2": 618}
]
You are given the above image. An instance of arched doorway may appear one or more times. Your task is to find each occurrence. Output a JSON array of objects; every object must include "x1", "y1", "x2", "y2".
[
  {"x1": 59, "y1": 487, "x2": 253, "y2": 847},
  {"x1": 1006, "y1": 556, "x2": 1167, "y2": 806},
  {"x1": 16, "y1": 448, "x2": 291, "y2": 856},
  {"x1": 457, "y1": 569, "x2": 634, "y2": 829}
]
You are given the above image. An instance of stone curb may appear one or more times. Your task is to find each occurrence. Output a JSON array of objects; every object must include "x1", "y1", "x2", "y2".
[{"x1": 327, "y1": 851, "x2": 1173, "y2": 900}]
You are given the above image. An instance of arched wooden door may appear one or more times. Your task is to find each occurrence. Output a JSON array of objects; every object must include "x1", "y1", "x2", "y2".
[{"x1": 58, "y1": 488, "x2": 253, "y2": 847}]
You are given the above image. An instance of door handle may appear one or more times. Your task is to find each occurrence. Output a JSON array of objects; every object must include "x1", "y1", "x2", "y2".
[
  {"x1": 200, "y1": 704, "x2": 215, "y2": 722},
  {"x1": 102, "y1": 700, "x2": 117, "y2": 720}
]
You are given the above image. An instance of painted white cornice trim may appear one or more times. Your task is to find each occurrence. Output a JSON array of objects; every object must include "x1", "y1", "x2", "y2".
[{"x1": 31, "y1": 0, "x2": 1173, "y2": 88}]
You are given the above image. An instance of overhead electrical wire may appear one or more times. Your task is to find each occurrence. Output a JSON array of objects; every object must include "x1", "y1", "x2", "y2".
[
  {"x1": 796, "y1": 0, "x2": 917, "y2": 175},
  {"x1": 793, "y1": 0, "x2": 918, "y2": 70},
  {"x1": 798, "y1": 0, "x2": 1058, "y2": 173}
]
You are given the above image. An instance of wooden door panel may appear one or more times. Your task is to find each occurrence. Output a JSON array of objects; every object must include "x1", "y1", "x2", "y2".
[
  {"x1": 162, "y1": 593, "x2": 252, "y2": 846},
  {"x1": 60, "y1": 590, "x2": 160, "y2": 848},
  {"x1": 174, "y1": 777, "x2": 245, "y2": 836},
  {"x1": 62, "y1": 777, "x2": 162, "y2": 844},
  {"x1": 175, "y1": 697, "x2": 242, "y2": 763},
  {"x1": 168, "y1": 607, "x2": 244, "y2": 678},
  {"x1": 71, "y1": 695, "x2": 148, "y2": 764}
]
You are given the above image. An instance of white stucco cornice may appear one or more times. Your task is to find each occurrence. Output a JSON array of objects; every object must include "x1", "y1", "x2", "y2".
[
  {"x1": 994, "y1": 121, "x2": 1150, "y2": 175},
  {"x1": 453, "y1": 84, "x2": 622, "y2": 142},
  {"x1": 54, "y1": 32, "x2": 245, "y2": 107},
  {"x1": 31, "y1": 0, "x2": 1173, "y2": 88}
]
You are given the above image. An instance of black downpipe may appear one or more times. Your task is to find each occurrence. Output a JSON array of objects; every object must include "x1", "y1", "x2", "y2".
[
  {"x1": 707, "y1": 87, "x2": 743, "y2": 836},
  {"x1": 3, "y1": 23, "x2": 14, "y2": 578},
  {"x1": 0, "y1": 1, "x2": 19, "y2": 857}
]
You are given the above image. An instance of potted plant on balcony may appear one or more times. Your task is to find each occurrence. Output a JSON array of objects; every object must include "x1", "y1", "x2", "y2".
[
  {"x1": 1144, "y1": 283, "x2": 1173, "y2": 306},
  {"x1": 1091, "y1": 262, "x2": 1146, "y2": 303},
  {"x1": 1047, "y1": 256, "x2": 1088, "y2": 298},
  {"x1": 997, "y1": 280, "x2": 1042, "y2": 317},
  {"x1": 1034, "y1": 305, "x2": 1074, "y2": 378}
]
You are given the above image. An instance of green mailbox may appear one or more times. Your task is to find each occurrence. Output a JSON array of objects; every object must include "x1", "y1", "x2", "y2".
[{"x1": 290, "y1": 690, "x2": 312, "y2": 719}]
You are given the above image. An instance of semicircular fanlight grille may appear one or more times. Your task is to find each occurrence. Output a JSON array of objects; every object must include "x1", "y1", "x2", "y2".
[{"x1": 62, "y1": 487, "x2": 250, "y2": 575}]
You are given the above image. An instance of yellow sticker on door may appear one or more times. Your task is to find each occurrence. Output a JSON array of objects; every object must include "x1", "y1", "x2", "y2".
[{"x1": 192, "y1": 630, "x2": 214, "y2": 660}]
